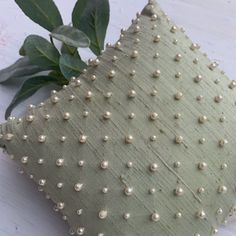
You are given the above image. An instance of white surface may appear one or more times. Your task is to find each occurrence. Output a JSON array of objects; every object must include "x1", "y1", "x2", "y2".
[{"x1": 0, "y1": 0, "x2": 235, "y2": 235}]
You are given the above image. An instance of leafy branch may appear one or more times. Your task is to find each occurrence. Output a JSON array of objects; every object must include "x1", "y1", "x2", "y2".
[{"x1": 0, "y1": 0, "x2": 110, "y2": 119}]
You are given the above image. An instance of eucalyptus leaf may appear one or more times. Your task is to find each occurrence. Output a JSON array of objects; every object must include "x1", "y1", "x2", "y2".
[
  {"x1": 59, "y1": 54, "x2": 87, "y2": 79},
  {"x1": 15, "y1": 0, "x2": 63, "y2": 32},
  {"x1": 50, "y1": 25, "x2": 90, "y2": 48},
  {"x1": 0, "y1": 57, "x2": 44, "y2": 83},
  {"x1": 72, "y1": 0, "x2": 110, "y2": 55},
  {"x1": 23, "y1": 35, "x2": 60, "y2": 70},
  {"x1": 5, "y1": 75, "x2": 59, "y2": 119},
  {"x1": 61, "y1": 44, "x2": 79, "y2": 56}
]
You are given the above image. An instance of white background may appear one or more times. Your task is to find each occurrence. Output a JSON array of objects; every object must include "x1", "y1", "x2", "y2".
[{"x1": 0, "y1": 0, "x2": 236, "y2": 235}]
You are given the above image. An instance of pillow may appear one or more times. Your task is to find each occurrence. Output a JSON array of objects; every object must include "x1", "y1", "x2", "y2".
[{"x1": 1, "y1": 0, "x2": 236, "y2": 235}]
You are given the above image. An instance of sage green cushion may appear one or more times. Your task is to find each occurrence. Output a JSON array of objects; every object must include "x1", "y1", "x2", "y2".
[{"x1": 1, "y1": 1, "x2": 236, "y2": 235}]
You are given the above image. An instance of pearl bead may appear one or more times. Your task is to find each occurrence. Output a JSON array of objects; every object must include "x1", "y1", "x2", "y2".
[
  {"x1": 69, "y1": 95, "x2": 75, "y2": 101},
  {"x1": 150, "y1": 163, "x2": 158, "y2": 172},
  {"x1": 115, "y1": 41, "x2": 121, "y2": 49},
  {"x1": 173, "y1": 39, "x2": 178, "y2": 45},
  {"x1": 174, "y1": 187, "x2": 184, "y2": 196},
  {"x1": 175, "y1": 212, "x2": 182, "y2": 219},
  {"x1": 154, "y1": 53, "x2": 159, "y2": 58},
  {"x1": 38, "y1": 135, "x2": 46, "y2": 143},
  {"x1": 60, "y1": 136, "x2": 66, "y2": 142},
  {"x1": 85, "y1": 91, "x2": 93, "y2": 99},
  {"x1": 51, "y1": 95, "x2": 59, "y2": 103},
  {"x1": 170, "y1": 26, "x2": 177, "y2": 33},
  {"x1": 219, "y1": 139, "x2": 228, "y2": 147},
  {"x1": 151, "y1": 14, "x2": 157, "y2": 21},
  {"x1": 57, "y1": 183, "x2": 64, "y2": 189},
  {"x1": 131, "y1": 50, "x2": 139, "y2": 58},
  {"x1": 134, "y1": 38, "x2": 140, "y2": 44},
  {"x1": 63, "y1": 112, "x2": 70, "y2": 120},
  {"x1": 103, "y1": 136, "x2": 109, "y2": 142},
  {"x1": 217, "y1": 208, "x2": 223, "y2": 215},
  {"x1": 196, "y1": 210, "x2": 206, "y2": 219},
  {"x1": 151, "y1": 212, "x2": 160, "y2": 222},
  {"x1": 93, "y1": 59, "x2": 100, "y2": 66},
  {"x1": 79, "y1": 135, "x2": 87, "y2": 144},
  {"x1": 77, "y1": 227, "x2": 85, "y2": 235},
  {"x1": 175, "y1": 54, "x2": 182, "y2": 62},
  {"x1": 198, "y1": 162, "x2": 207, "y2": 170},
  {"x1": 74, "y1": 183, "x2": 83, "y2": 192},
  {"x1": 26, "y1": 115, "x2": 34, "y2": 122},
  {"x1": 102, "y1": 187, "x2": 109, "y2": 194},
  {"x1": 78, "y1": 160, "x2": 85, "y2": 167},
  {"x1": 125, "y1": 135, "x2": 133, "y2": 144},
  {"x1": 126, "y1": 161, "x2": 133, "y2": 168},
  {"x1": 174, "y1": 91, "x2": 183, "y2": 100},
  {"x1": 229, "y1": 80, "x2": 236, "y2": 89},
  {"x1": 175, "y1": 72, "x2": 181, "y2": 78},
  {"x1": 214, "y1": 95, "x2": 223, "y2": 103},
  {"x1": 219, "y1": 116, "x2": 226, "y2": 122},
  {"x1": 194, "y1": 75, "x2": 203, "y2": 83},
  {"x1": 198, "y1": 115, "x2": 207, "y2": 124},
  {"x1": 134, "y1": 25, "x2": 140, "y2": 33},
  {"x1": 77, "y1": 209, "x2": 83, "y2": 215},
  {"x1": 103, "y1": 111, "x2": 112, "y2": 120},
  {"x1": 124, "y1": 187, "x2": 133, "y2": 196},
  {"x1": 38, "y1": 158, "x2": 44, "y2": 165},
  {"x1": 175, "y1": 135, "x2": 183, "y2": 144},
  {"x1": 149, "y1": 112, "x2": 158, "y2": 121},
  {"x1": 218, "y1": 185, "x2": 227, "y2": 194},
  {"x1": 101, "y1": 160, "x2": 109, "y2": 169},
  {"x1": 221, "y1": 163, "x2": 227, "y2": 170},
  {"x1": 21, "y1": 156, "x2": 28, "y2": 164},
  {"x1": 153, "y1": 70, "x2": 161, "y2": 78},
  {"x1": 22, "y1": 135, "x2": 28, "y2": 140},
  {"x1": 56, "y1": 202, "x2": 64, "y2": 210},
  {"x1": 153, "y1": 35, "x2": 161, "y2": 43},
  {"x1": 151, "y1": 90, "x2": 158, "y2": 96},
  {"x1": 112, "y1": 56, "x2": 118, "y2": 62},
  {"x1": 38, "y1": 179, "x2": 46, "y2": 186},
  {"x1": 91, "y1": 75, "x2": 97, "y2": 81},
  {"x1": 44, "y1": 114, "x2": 50, "y2": 120},
  {"x1": 83, "y1": 111, "x2": 89, "y2": 117},
  {"x1": 108, "y1": 70, "x2": 116, "y2": 79},
  {"x1": 104, "y1": 92, "x2": 112, "y2": 98},
  {"x1": 74, "y1": 79, "x2": 81, "y2": 87},
  {"x1": 128, "y1": 113, "x2": 135, "y2": 119},
  {"x1": 128, "y1": 90, "x2": 136, "y2": 98},
  {"x1": 198, "y1": 187, "x2": 205, "y2": 194},
  {"x1": 98, "y1": 210, "x2": 108, "y2": 219},
  {"x1": 150, "y1": 135, "x2": 157, "y2": 141},
  {"x1": 149, "y1": 188, "x2": 156, "y2": 194},
  {"x1": 123, "y1": 213, "x2": 131, "y2": 220},
  {"x1": 174, "y1": 113, "x2": 181, "y2": 119},
  {"x1": 56, "y1": 158, "x2": 64, "y2": 167},
  {"x1": 130, "y1": 70, "x2": 136, "y2": 76},
  {"x1": 196, "y1": 95, "x2": 204, "y2": 101},
  {"x1": 190, "y1": 43, "x2": 198, "y2": 50},
  {"x1": 193, "y1": 58, "x2": 199, "y2": 64},
  {"x1": 173, "y1": 161, "x2": 181, "y2": 168}
]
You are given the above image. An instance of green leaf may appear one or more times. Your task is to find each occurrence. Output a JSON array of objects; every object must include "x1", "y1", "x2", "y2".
[
  {"x1": 23, "y1": 35, "x2": 60, "y2": 70},
  {"x1": 50, "y1": 25, "x2": 90, "y2": 48},
  {"x1": 5, "y1": 76, "x2": 58, "y2": 119},
  {"x1": 72, "y1": 0, "x2": 110, "y2": 55},
  {"x1": 15, "y1": 0, "x2": 63, "y2": 32},
  {"x1": 0, "y1": 57, "x2": 44, "y2": 83},
  {"x1": 19, "y1": 44, "x2": 26, "y2": 56},
  {"x1": 59, "y1": 54, "x2": 87, "y2": 79},
  {"x1": 61, "y1": 43, "x2": 79, "y2": 56}
]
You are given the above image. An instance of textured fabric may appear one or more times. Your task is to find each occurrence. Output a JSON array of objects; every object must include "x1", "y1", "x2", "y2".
[{"x1": 0, "y1": 1, "x2": 236, "y2": 235}]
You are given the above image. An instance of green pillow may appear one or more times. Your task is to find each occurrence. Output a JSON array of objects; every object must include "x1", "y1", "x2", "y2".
[{"x1": 1, "y1": 0, "x2": 236, "y2": 235}]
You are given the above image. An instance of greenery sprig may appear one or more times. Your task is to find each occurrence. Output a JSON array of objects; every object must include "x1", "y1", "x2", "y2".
[{"x1": 0, "y1": 0, "x2": 110, "y2": 119}]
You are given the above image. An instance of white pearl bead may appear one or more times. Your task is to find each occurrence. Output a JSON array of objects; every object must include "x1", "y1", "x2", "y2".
[
  {"x1": 21, "y1": 156, "x2": 28, "y2": 164},
  {"x1": 74, "y1": 183, "x2": 83, "y2": 192},
  {"x1": 56, "y1": 158, "x2": 64, "y2": 167},
  {"x1": 149, "y1": 188, "x2": 156, "y2": 194},
  {"x1": 175, "y1": 135, "x2": 183, "y2": 144},
  {"x1": 22, "y1": 135, "x2": 28, "y2": 140},
  {"x1": 175, "y1": 212, "x2": 182, "y2": 219},
  {"x1": 194, "y1": 75, "x2": 203, "y2": 83},
  {"x1": 150, "y1": 163, "x2": 158, "y2": 172},
  {"x1": 125, "y1": 135, "x2": 133, "y2": 144},
  {"x1": 153, "y1": 35, "x2": 161, "y2": 43},
  {"x1": 98, "y1": 210, "x2": 108, "y2": 219},
  {"x1": 77, "y1": 209, "x2": 83, "y2": 215},
  {"x1": 79, "y1": 135, "x2": 87, "y2": 144},
  {"x1": 103, "y1": 111, "x2": 112, "y2": 120},
  {"x1": 198, "y1": 115, "x2": 207, "y2": 124},
  {"x1": 214, "y1": 95, "x2": 223, "y2": 103},
  {"x1": 219, "y1": 139, "x2": 228, "y2": 147},
  {"x1": 198, "y1": 162, "x2": 207, "y2": 170},
  {"x1": 150, "y1": 112, "x2": 158, "y2": 121},
  {"x1": 85, "y1": 91, "x2": 93, "y2": 99},
  {"x1": 63, "y1": 112, "x2": 70, "y2": 120},
  {"x1": 174, "y1": 91, "x2": 183, "y2": 100},
  {"x1": 198, "y1": 187, "x2": 205, "y2": 194},
  {"x1": 218, "y1": 185, "x2": 227, "y2": 194},
  {"x1": 170, "y1": 25, "x2": 177, "y2": 33},
  {"x1": 101, "y1": 161, "x2": 109, "y2": 169},
  {"x1": 78, "y1": 160, "x2": 85, "y2": 167},
  {"x1": 77, "y1": 227, "x2": 85, "y2": 235},
  {"x1": 38, "y1": 179, "x2": 46, "y2": 186},
  {"x1": 60, "y1": 136, "x2": 67, "y2": 142},
  {"x1": 26, "y1": 115, "x2": 34, "y2": 122},
  {"x1": 128, "y1": 90, "x2": 136, "y2": 98},
  {"x1": 131, "y1": 50, "x2": 139, "y2": 58},
  {"x1": 175, "y1": 54, "x2": 182, "y2": 62},
  {"x1": 108, "y1": 70, "x2": 116, "y2": 79},
  {"x1": 217, "y1": 208, "x2": 223, "y2": 215},
  {"x1": 229, "y1": 80, "x2": 236, "y2": 89},
  {"x1": 51, "y1": 95, "x2": 59, "y2": 103},
  {"x1": 102, "y1": 187, "x2": 109, "y2": 194},
  {"x1": 124, "y1": 187, "x2": 133, "y2": 196},
  {"x1": 127, "y1": 162, "x2": 133, "y2": 168},
  {"x1": 38, "y1": 135, "x2": 46, "y2": 143},
  {"x1": 38, "y1": 158, "x2": 44, "y2": 165},
  {"x1": 196, "y1": 210, "x2": 206, "y2": 219},
  {"x1": 57, "y1": 183, "x2": 64, "y2": 189},
  {"x1": 153, "y1": 70, "x2": 161, "y2": 78},
  {"x1": 123, "y1": 213, "x2": 131, "y2": 220},
  {"x1": 174, "y1": 187, "x2": 184, "y2": 196},
  {"x1": 151, "y1": 212, "x2": 160, "y2": 222}
]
